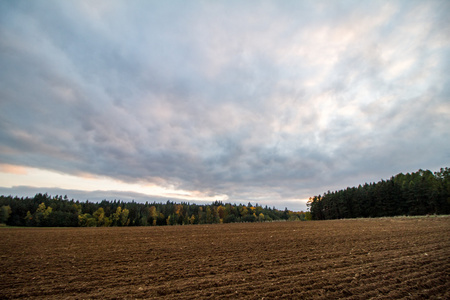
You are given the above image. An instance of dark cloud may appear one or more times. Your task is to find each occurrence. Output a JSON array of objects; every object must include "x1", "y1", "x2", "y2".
[{"x1": 1, "y1": 1, "x2": 449, "y2": 211}]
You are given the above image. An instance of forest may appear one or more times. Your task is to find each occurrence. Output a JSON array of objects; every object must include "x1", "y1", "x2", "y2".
[
  {"x1": 1, "y1": 168, "x2": 448, "y2": 226},
  {"x1": 307, "y1": 168, "x2": 450, "y2": 220},
  {"x1": 0, "y1": 194, "x2": 310, "y2": 227}
]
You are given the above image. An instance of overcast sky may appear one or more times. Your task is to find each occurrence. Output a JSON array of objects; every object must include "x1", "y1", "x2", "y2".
[{"x1": 1, "y1": 0, "x2": 449, "y2": 211}]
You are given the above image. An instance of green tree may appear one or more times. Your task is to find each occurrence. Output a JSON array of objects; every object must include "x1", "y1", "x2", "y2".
[
  {"x1": 0, "y1": 205, "x2": 12, "y2": 224},
  {"x1": 24, "y1": 210, "x2": 33, "y2": 226},
  {"x1": 34, "y1": 202, "x2": 52, "y2": 226},
  {"x1": 78, "y1": 213, "x2": 97, "y2": 227},
  {"x1": 304, "y1": 211, "x2": 312, "y2": 221}
]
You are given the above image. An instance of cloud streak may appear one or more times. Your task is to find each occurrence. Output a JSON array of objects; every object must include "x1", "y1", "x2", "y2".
[{"x1": 1, "y1": 0, "x2": 449, "y2": 211}]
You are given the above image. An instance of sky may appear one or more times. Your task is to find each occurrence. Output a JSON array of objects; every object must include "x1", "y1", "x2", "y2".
[{"x1": 0, "y1": 0, "x2": 449, "y2": 211}]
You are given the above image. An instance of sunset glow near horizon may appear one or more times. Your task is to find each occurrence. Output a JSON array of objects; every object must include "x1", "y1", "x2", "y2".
[{"x1": 1, "y1": 1, "x2": 449, "y2": 211}]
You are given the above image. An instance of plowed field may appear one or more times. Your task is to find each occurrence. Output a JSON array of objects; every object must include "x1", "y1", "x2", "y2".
[{"x1": 1, "y1": 216, "x2": 449, "y2": 299}]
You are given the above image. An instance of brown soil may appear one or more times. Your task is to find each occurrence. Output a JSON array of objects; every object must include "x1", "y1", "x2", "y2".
[{"x1": 1, "y1": 217, "x2": 449, "y2": 299}]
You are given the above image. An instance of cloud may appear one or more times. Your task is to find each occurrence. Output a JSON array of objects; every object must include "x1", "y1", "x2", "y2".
[
  {"x1": 0, "y1": 185, "x2": 307, "y2": 211},
  {"x1": 0, "y1": 164, "x2": 28, "y2": 175},
  {"x1": 1, "y1": 1, "x2": 449, "y2": 211}
]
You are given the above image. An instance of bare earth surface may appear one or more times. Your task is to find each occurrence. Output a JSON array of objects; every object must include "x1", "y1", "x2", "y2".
[{"x1": 1, "y1": 217, "x2": 449, "y2": 299}]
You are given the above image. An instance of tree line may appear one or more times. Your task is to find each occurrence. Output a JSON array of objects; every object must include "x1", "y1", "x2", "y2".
[
  {"x1": 0, "y1": 194, "x2": 311, "y2": 227},
  {"x1": 307, "y1": 168, "x2": 450, "y2": 220}
]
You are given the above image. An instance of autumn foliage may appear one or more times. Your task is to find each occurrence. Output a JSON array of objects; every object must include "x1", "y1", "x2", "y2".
[{"x1": 0, "y1": 195, "x2": 310, "y2": 227}]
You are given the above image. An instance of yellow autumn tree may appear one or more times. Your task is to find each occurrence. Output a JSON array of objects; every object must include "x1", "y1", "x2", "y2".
[
  {"x1": 120, "y1": 208, "x2": 130, "y2": 226},
  {"x1": 240, "y1": 206, "x2": 248, "y2": 218},
  {"x1": 113, "y1": 206, "x2": 121, "y2": 225},
  {"x1": 93, "y1": 207, "x2": 111, "y2": 226},
  {"x1": 189, "y1": 214, "x2": 196, "y2": 225},
  {"x1": 217, "y1": 205, "x2": 227, "y2": 223},
  {"x1": 175, "y1": 204, "x2": 183, "y2": 217},
  {"x1": 258, "y1": 213, "x2": 265, "y2": 222},
  {"x1": 0, "y1": 205, "x2": 12, "y2": 224},
  {"x1": 148, "y1": 206, "x2": 158, "y2": 226},
  {"x1": 34, "y1": 202, "x2": 52, "y2": 225},
  {"x1": 113, "y1": 206, "x2": 130, "y2": 226}
]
